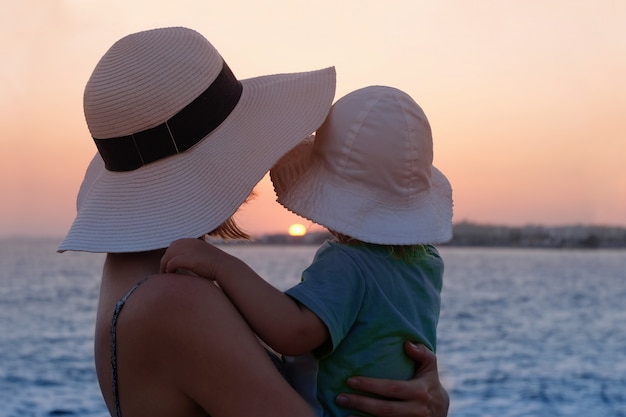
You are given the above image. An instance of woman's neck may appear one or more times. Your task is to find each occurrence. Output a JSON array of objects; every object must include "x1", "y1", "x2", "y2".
[
  {"x1": 96, "y1": 249, "x2": 168, "y2": 323},
  {"x1": 102, "y1": 249, "x2": 166, "y2": 283}
]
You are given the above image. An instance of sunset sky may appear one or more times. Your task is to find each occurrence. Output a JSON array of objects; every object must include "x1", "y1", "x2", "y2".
[{"x1": 1, "y1": 0, "x2": 625, "y2": 238}]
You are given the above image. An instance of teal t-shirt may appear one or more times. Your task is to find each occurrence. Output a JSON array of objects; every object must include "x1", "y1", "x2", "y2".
[{"x1": 284, "y1": 241, "x2": 443, "y2": 417}]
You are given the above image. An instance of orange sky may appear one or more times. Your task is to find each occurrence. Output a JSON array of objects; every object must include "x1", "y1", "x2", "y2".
[{"x1": 1, "y1": 0, "x2": 625, "y2": 238}]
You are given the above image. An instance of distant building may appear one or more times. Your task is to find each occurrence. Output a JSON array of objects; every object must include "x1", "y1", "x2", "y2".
[{"x1": 445, "y1": 222, "x2": 626, "y2": 248}]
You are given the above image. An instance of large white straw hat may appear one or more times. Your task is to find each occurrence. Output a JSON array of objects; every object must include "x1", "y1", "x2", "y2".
[
  {"x1": 270, "y1": 85, "x2": 453, "y2": 245},
  {"x1": 59, "y1": 27, "x2": 335, "y2": 253}
]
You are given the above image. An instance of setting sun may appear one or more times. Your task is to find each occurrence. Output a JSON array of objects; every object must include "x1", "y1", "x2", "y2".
[{"x1": 288, "y1": 223, "x2": 307, "y2": 237}]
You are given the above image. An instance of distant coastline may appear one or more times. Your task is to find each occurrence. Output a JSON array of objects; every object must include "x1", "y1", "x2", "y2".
[
  {"x1": 242, "y1": 222, "x2": 626, "y2": 249},
  {"x1": 3, "y1": 222, "x2": 626, "y2": 248}
]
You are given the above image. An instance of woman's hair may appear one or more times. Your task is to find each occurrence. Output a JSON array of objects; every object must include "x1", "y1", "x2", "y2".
[
  {"x1": 205, "y1": 191, "x2": 256, "y2": 241},
  {"x1": 330, "y1": 231, "x2": 428, "y2": 263},
  {"x1": 206, "y1": 217, "x2": 251, "y2": 240}
]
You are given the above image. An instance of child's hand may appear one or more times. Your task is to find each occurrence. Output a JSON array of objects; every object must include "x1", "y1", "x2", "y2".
[{"x1": 160, "y1": 238, "x2": 234, "y2": 281}]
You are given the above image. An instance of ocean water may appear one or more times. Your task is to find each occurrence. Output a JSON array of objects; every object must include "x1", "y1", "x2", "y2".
[{"x1": 1, "y1": 238, "x2": 625, "y2": 417}]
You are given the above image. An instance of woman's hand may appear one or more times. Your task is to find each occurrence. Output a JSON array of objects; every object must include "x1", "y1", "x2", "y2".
[{"x1": 335, "y1": 342, "x2": 449, "y2": 417}]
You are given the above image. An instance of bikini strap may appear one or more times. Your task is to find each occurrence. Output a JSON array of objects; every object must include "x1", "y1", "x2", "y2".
[{"x1": 110, "y1": 276, "x2": 150, "y2": 417}]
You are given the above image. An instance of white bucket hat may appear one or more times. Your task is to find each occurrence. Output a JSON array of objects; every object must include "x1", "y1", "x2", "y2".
[
  {"x1": 58, "y1": 27, "x2": 335, "y2": 253},
  {"x1": 270, "y1": 85, "x2": 453, "y2": 245}
]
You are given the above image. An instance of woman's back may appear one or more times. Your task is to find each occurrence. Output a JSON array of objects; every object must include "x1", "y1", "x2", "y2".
[{"x1": 95, "y1": 252, "x2": 313, "y2": 417}]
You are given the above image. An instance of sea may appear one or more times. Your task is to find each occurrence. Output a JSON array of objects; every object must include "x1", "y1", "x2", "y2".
[{"x1": 1, "y1": 238, "x2": 625, "y2": 417}]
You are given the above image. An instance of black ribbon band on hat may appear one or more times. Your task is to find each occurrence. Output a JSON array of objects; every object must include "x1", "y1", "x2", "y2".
[{"x1": 93, "y1": 61, "x2": 243, "y2": 172}]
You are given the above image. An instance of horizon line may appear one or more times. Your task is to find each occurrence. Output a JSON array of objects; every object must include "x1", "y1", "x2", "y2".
[{"x1": 3, "y1": 221, "x2": 626, "y2": 241}]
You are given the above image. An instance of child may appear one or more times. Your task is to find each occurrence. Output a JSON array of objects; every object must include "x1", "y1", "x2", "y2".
[{"x1": 161, "y1": 85, "x2": 453, "y2": 417}]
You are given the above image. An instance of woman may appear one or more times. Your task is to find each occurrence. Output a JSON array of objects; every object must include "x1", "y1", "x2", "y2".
[{"x1": 59, "y1": 27, "x2": 448, "y2": 417}]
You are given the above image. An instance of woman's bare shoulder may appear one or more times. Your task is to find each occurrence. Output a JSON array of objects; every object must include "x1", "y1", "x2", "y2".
[
  {"x1": 125, "y1": 273, "x2": 224, "y2": 333},
  {"x1": 100, "y1": 273, "x2": 218, "y2": 417},
  {"x1": 114, "y1": 273, "x2": 233, "y2": 381}
]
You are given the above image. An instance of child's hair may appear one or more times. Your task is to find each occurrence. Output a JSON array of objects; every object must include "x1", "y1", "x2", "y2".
[{"x1": 330, "y1": 231, "x2": 428, "y2": 263}]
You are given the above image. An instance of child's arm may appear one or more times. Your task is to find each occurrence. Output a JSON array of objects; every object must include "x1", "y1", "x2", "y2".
[{"x1": 160, "y1": 238, "x2": 328, "y2": 356}]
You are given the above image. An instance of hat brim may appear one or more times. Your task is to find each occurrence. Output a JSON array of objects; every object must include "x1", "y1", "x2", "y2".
[
  {"x1": 59, "y1": 67, "x2": 336, "y2": 253},
  {"x1": 270, "y1": 137, "x2": 453, "y2": 245}
]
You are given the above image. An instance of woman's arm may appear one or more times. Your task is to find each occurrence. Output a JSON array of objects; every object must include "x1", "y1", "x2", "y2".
[
  {"x1": 337, "y1": 342, "x2": 449, "y2": 417},
  {"x1": 107, "y1": 272, "x2": 316, "y2": 417},
  {"x1": 162, "y1": 242, "x2": 449, "y2": 417}
]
